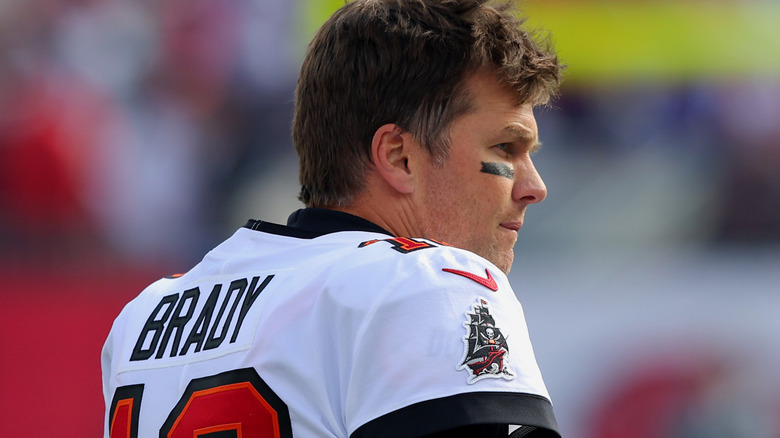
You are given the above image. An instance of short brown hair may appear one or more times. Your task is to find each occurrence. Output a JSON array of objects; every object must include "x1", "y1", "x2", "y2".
[{"x1": 293, "y1": 0, "x2": 563, "y2": 207}]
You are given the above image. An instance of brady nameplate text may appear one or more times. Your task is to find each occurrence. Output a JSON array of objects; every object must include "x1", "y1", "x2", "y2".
[{"x1": 129, "y1": 275, "x2": 274, "y2": 362}]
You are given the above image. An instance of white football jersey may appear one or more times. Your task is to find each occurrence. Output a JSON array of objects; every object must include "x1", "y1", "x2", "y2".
[{"x1": 102, "y1": 209, "x2": 560, "y2": 437}]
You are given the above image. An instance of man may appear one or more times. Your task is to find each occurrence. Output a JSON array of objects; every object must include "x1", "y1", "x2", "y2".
[{"x1": 102, "y1": 0, "x2": 563, "y2": 436}]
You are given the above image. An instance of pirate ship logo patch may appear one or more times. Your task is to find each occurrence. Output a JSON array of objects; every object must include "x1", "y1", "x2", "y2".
[{"x1": 458, "y1": 298, "x2": 514, "y2": 383}]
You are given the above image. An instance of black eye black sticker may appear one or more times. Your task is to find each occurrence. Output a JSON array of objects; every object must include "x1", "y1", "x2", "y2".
[{"x1": 480, "y1": 162, "x2": 514, "y2": 179}]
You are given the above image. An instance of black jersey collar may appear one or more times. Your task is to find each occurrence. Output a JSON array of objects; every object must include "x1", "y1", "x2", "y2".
[{"x1": 244, "y1": 208, "x2": 394, "y2": 239}]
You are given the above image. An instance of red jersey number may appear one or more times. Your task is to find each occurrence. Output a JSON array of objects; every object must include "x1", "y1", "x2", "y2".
[
  {"x1": 108, "y1": 368, "x2": 292, "y2": 438},
  {"x1": 109, "y1": 384, "x2": 143, "y2": 438}
]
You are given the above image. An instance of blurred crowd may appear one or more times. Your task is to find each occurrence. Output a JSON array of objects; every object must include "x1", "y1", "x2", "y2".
[
  {"x1": 530, "y1": 78, "x2": 780, "y2": 250},
  {"x1": 1, "y1": 0, "x2": 778, "y2": 270},
  {"x1": 0, "y1": 0, "x2": 301, "y2": 268}
]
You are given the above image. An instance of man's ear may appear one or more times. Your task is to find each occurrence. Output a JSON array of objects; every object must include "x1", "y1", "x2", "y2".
[{"x1": 371, "y1": 124, "x2": 417, "y2": 194}]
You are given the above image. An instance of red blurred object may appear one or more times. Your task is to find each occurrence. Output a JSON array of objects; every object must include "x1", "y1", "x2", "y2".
[
  {"x1": 0, "y1": 266, "x2": 160, "y2": 436},
  {"x1": 0, "y1": 70, "x2": 112, "y2": 236}
]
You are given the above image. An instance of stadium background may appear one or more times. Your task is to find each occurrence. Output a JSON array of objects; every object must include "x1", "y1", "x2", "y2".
[{"x1": 1, "y1": 0, "x2": 779, "y2": 436}]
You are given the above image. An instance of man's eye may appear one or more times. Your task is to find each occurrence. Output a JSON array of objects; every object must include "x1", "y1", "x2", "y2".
[{"x1": 495, "y1": 143, "x2": 511, "y2": 153}]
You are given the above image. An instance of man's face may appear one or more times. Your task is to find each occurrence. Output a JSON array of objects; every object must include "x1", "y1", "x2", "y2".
[{"x1": 414, "y1": 73, "x2": 547, "y2": 273}]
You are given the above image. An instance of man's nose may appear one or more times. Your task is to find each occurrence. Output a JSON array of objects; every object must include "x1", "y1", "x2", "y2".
[{"x1": 512, "y1": 160, "x2": 547, "y2": 204}]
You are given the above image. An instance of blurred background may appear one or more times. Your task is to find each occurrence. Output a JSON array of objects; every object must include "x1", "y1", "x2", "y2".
[{"x1": 0, "y1": 0, "x2": 778, "y2": 436}]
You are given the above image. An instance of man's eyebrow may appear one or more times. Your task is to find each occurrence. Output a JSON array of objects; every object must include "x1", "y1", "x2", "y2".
[{"x1": 502, "y1": 125, "x2": 543, "y2": 154}]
